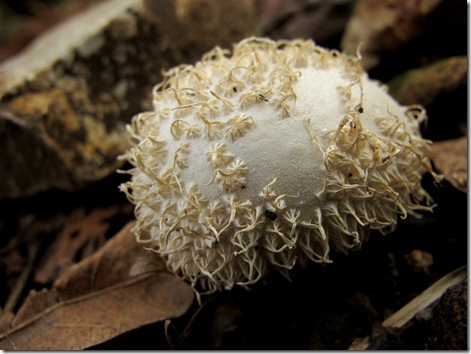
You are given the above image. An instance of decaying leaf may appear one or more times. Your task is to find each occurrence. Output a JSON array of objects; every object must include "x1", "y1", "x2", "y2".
[
  {"x1": 341, "y1": 0, "x2": 442, "y2": 68},
  {"x1": 348, "y1": 336, "x2": 370, "y2": 350},
  {"x1": 428, "y1": 136, "x2": 467, "y2": 193},
  {"x1": 34, "y1": 204, "x2": 131, "y2": 284},
  {"x1": 260, "y1": 0, "x2": 356, "y2": 48},
  {"x1": 388, "y1": 56, "x2": 467, "y2": 107},
  {"x1": 405, "y1": 250, "x2": 433, "y2": 275},
  {"x1": 168, "y1": 293, "x2": 242, "y2": 350},
  {"x1": 0, "y1": 222, "x2": 194, "y2": 350}
]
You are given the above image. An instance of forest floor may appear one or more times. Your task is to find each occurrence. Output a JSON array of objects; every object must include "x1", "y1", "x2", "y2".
[{"x1": 0, "y1": 0, "x2": 467, "y2": 350}]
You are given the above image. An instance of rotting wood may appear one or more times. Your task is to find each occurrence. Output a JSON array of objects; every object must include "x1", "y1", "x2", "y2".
[{"x1": 0, "y1": 0, "x2": 258, "y2": 198}]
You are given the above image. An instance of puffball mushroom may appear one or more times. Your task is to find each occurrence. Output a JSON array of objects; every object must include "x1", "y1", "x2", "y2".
[{"x1": 120, "y1": 37, "x2": 437, "y2": 296}]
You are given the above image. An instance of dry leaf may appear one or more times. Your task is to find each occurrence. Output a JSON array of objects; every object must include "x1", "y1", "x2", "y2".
[
  {"x1": 34, "y1": 205, "x2": 131, "y2": 284},
  {"x1": 428, "y1": 136, "x2": 467, "y2": 193},
  {"x1": 341, "y1": 0, "x2": 442, "y2": 69},
  {"x1": 405, "y1": 250, "x2": 433, "y2": 275},
  {"x1": 0, "y1": 222, "x2": 194, "y2": 350},
  {"x1": 260, "y1": 0, "x2": 356, "y2": 47},
  {"x1": 348, "y1": 336, "x2": 370, "y2": 350},
  {"x1": 169, "y1": 294, "x2": 242, "y2": 349},
  {"x1": 259, "y1": 0, "x2": 303, "y2": 35},
  {"x1": 388, "y1": 56, "x2": 467, "y2": 107}
]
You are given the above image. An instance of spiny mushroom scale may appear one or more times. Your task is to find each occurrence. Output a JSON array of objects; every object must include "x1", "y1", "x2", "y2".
[{"x1": 120, "y1": 37, "x2": 437, "y2": 297}]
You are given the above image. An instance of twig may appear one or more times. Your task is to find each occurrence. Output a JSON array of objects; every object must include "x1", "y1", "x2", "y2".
[
  {"x1": 382, "y1": 265, "x2": 467, "y2": 329},
  {"x1": 3, "y1": 243, "x2": 39, "y2": 313}
]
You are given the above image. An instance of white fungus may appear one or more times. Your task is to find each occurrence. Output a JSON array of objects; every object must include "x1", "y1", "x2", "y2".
[{"x1": 120, "y1": 37, "x2": 437, "y2": 297}]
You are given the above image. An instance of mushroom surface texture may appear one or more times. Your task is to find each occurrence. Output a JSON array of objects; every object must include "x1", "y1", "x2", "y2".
[{"x1": 120, "y1": 37, "x2": 437, "y2": 296}]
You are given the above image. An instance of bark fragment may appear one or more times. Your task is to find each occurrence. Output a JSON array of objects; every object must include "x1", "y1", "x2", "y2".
[{"x1": 0, "y1": 0, "x2": 258, "y2": 198}]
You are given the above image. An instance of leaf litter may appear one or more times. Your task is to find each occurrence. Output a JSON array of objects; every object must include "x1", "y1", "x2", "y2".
[
  {"x1": 0, "y1": 222, "x2": 194, "y2": 350},
  {"x1": 0, "y1": 0, "x2": 467, "y2": 350}
]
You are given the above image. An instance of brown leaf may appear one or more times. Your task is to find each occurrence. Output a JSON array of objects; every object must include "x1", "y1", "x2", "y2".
[
  {"x1": 0, "y1": 222, "x2": 194, "y2": 350},
  {"x1": 348, "y1": 336, "x2": 370, "y2": 350},
  {"x1": 170, "y1": 294, "x2": 242, "y2": 349},
  {"x1": 388, "y1": 56, "x2": 467, "y2": 106},
  {"x1": 34, "y1": 205, "x2": 130, "y2": 284},
  {"x1": 261, "y1": 0, "x2": 356, "y2": 47},
  {"x1": 0, "y1": 312, "x2": 14, "y2": 335},
  {"x1": 341, "y1": 0, "x2": 442, "y2": 69},
  {"x1": 258, "y1": 0, "x2": 303, "y2": 36},
  {"x1": 428, "y1": 136, "x2": 467, "y2": 193}
]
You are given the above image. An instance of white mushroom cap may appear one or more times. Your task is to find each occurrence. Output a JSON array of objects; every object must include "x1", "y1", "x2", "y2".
[{"x1": 120, "y1": 37, "x2": 437, "y2": 296}]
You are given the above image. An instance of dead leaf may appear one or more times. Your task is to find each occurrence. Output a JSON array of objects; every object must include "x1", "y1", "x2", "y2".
[
  {"x1": 428, "y1": 136, "x2": 467, "y2": 193},
  {"x1": 170, "y1": 294, "x2": 242, "y2": 350},
  {"x1": 348, "y1": 336, "x2": 370, "y2": 350},
  {"x1": 259, "y1": 0, "x2": 303, "y2": 35},
  {"x1": 34, "y1": 204, "x2": 131, "y2": 284},
  {"x1": 260, "y1": 0, "x2": 356, "y2": 47},
  {"x1": 405, "y1": 250, "x2": 433, "y2": 275},
  {"x1": 388, "y1": 56, "x2": 467, "y2": 106},
  {"x1": 0, "y1": 222, "x2": 194, "y2": 350},
  {"x1": 341, "y1": 0, "x2": 442, "y2": 69},
  {"x1": 0, "y1": 312, "x2": 14, "y2": 335}
]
